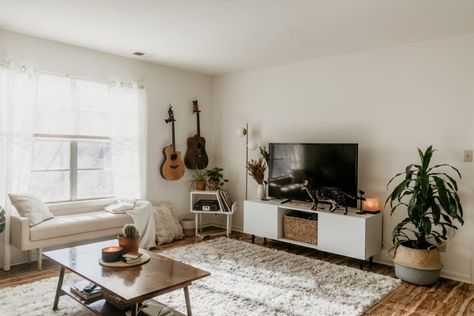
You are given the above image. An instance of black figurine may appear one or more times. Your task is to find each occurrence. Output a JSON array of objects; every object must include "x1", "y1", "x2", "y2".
[{"x1": 356, "y1": 190, "x2": 366, "y2": 214}]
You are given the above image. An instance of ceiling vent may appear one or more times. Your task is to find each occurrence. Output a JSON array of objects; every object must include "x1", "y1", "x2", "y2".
[{"x1": 133, "y1": 52, "x2": 145, "y2": 56}]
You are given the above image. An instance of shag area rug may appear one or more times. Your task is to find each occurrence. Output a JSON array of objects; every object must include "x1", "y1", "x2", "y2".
[
  {"x1": 159, "y1": 238, "x2": 400, "y2": 315},
  {"x1": 0, "y1": 238, "x2": 400, "y2": 316}
]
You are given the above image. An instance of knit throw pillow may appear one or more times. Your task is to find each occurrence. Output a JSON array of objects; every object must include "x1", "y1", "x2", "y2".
[
  {"x1": 153, "y1": 203, "x2": 184, "y2": 245},
  {"x1": 9, "y1": 193, "x2": 54, "y2": 226}
]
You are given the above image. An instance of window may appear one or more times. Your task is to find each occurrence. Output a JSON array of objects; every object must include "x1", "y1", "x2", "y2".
[
  {"x1": 29, "y1": 136, "x2": 114, "y2": 203},
  {"x1": 19, "y1": 72, "x2": 143, "y2": 203},
  {"x1": 26, "y1": 73, "x2": 116, "y2": 203}
]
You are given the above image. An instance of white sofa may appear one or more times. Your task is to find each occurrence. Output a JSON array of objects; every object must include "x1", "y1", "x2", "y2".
[{"x1": 10, "y1": 200, "x2": 133, "y2": 269}]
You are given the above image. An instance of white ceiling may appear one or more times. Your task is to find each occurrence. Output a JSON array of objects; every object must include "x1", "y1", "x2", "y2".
[{"x1": 1, "y1": 0, "x2": 474, "y2": 75}]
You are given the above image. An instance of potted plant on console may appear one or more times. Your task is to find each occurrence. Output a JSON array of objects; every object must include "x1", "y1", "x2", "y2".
[
  {"x1": 190, "y1": 168, "x2": 207, "y2": 191},
  {"x1": 386, "y1": 146, "x2": 463, "y2": 285},
  {"x1": 118, "y1": 224, "x2": 140, "y2": 254},
  {"x1": 205, "y1": 167, "x2": 228, "y2": 190},
  {"x1": 246, "y1": 158, "x2": 267, "y2": 200}
]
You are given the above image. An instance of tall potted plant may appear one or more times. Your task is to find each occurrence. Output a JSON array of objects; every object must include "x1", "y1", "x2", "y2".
[
  {"x1": 386, "y1": 146, "x2": 463, "y2": 285},
  {"x1": 0, "y1": 206, "x2": 5, "y2": 234}
]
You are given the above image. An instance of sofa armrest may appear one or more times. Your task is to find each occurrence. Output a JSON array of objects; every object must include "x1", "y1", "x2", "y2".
[{"x1": 10, "y1": 214, "x2": 30, "y2": 250}]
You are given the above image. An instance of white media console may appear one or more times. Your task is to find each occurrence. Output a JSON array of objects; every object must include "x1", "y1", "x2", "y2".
[{"x1": 243, "y1": 199, "x2": 382, "y2": 269}]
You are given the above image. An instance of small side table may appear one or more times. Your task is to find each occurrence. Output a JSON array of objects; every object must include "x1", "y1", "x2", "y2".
[{"x1": 190, "y1": 191, "x2": 236, "y2": 238}]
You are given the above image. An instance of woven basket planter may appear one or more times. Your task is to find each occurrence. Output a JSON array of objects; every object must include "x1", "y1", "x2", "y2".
[
  {"x1": 283, "y1": 215, "x2": 317, "y2": 245},
  {"x1": 393, "y1": 243, "x2": 442, "y2": 285}
]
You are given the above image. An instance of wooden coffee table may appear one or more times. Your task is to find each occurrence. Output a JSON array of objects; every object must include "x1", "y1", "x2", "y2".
[{"x1": 43, "y1": 240, "x2": 210, "y2": 316}]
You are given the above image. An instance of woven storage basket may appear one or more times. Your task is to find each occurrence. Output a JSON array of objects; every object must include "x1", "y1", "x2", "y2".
[
  {"x1": 283, "y1": 215, "x2": 317, "y2": 244},
  {"x1": 102, "y1": 290, "x2": 131, "y2": 310}
]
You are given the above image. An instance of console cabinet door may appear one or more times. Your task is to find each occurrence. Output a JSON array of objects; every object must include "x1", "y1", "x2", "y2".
[
  {"x1": 317, "y1": 212, "x2": 366, "y2": 260},
  {"x1": 244, "y1": 201, "x2": 278, "y2": 239}
]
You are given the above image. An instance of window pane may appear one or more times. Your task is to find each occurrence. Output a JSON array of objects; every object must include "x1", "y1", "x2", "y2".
[
  {"x1": 77, "y1": 141, "x2": 112, "y2": 169},
  {"x1": 28, "y1": 171, "x2": 70, "y2": 202},
  {"x1": 77, "y1": 169, "x2": 114, "y2": 199},
  {"x1": 32, "y1": 139, "x2": 70, "y2": 170}
]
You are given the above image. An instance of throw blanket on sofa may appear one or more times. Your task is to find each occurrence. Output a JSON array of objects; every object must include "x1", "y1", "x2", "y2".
[{"x1": 106, "y1": 199, "x2": 157, "y2": 250}]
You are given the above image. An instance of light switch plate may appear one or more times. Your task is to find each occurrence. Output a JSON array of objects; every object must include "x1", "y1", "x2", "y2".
[{"x1": 464, "y1": 150, "x2": 473, "y2": 162}]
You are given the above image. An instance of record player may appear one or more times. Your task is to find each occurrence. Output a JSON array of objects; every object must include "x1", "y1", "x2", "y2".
[{"x1": 194, "y1": 199, "x2": 220, "y2": 212}]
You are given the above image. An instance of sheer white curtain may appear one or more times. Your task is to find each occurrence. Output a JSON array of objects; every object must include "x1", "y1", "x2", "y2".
[
  {"x1": 0, "y1": 64, "x2": 38, "y2": 271},
  {"x1": 0, "y1": 67, "x2": 146, "y2": 270},
  {"x1": 108, "y1": 81, "x2": 147, "y2": 199}
]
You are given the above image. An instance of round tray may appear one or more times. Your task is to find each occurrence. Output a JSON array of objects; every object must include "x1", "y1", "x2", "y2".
[{"x1": 99, "y1": 252, "x2": 150, "y2": 268}]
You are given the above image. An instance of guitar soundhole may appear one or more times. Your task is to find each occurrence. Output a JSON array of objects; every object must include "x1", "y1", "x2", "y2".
[
  {"x1": 197, "y1": 143, "x2": 202, "y2": 149},
  {"x1": 171, "y1": 154, "x2": 177, "y2": 161}
]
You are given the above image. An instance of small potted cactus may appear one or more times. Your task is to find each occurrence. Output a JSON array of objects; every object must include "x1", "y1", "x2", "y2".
[{"x1": 118, "y1": 224, "x2": 140, "y2": 255}]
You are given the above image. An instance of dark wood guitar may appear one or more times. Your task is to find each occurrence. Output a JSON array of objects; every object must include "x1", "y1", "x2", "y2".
[
  {"x1": 160, "y1": 105, "x2": 185, "y2": 180},
  {"x1": 184, "y1": 100, "x2": 209, "y2": 170}
]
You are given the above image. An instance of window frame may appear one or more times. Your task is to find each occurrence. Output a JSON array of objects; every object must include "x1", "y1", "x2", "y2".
[{"x1": 31, "y1": 133, "x2": 115, "y2": 203}]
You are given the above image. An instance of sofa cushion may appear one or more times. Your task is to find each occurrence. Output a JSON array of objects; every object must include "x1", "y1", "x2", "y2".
[
  {"x1": 154, "y1": 203, "x2": 184, "y2": 245},
  {"x1": 9, "y1": 193, "x2": 54, "y2": 227},
  {"x1": 30, "y1": 211, "x2": 132, "y2": 241}
]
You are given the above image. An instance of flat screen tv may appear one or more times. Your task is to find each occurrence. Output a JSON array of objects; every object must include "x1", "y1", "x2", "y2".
[{"x1": 268, "y1": 143, "x2": 358, "y2": 206}]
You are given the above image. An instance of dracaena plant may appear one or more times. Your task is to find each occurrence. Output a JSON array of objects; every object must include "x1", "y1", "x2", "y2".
[
  {"x1": 386, "y1": 146, "x2": 463, "y2": 250},
  {"x1": 0, "y1": 206, "x2": 5, "y2": 233}
]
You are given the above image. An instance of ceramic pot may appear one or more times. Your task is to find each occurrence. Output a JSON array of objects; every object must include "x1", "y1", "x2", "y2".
[
  {"x1": 208, "y1": 180, "x2": 220, "y2": 190},
  {"x1": 393, "y1": 242, "x2": 442, "y2": 285},
  {"x1": 117, "y1": 235, "x2": 140, "y2": 255},
  {"x1": 257, "y1": 184, "x2": 266, "y2": 200},
  {"x1": 195, "y1": 181, "x2": 206, "y2": 191}
]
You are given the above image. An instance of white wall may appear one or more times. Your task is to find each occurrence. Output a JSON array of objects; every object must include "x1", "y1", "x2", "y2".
[
  {"x1": 212, "y1": 33, "x2": 474, "y2": 283},
  {"x1": 0, "y1": 29, "x2": 213, "y2": 267}
]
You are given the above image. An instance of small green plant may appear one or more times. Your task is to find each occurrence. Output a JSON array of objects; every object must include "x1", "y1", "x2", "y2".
[
  {"x1": 0, "y1": 206, "x2": 5, "y2": 234},
  {"x1": 122, "y1": 224, "x2": 139, "y2": 238},
  {"x1": 205, "y1": 167, "x2": 229, "y2": 190},
  {"x1": 189, "y1": 168, "x2": 208, "y2": 190}
]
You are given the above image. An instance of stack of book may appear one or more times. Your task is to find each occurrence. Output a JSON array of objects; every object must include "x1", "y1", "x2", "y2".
[
  {"x1": 123, "y1": 252, "x2": 143, "y2": 264},
  {"x1": 71, "y1": 280, "x2": 102, "y2": 301}
]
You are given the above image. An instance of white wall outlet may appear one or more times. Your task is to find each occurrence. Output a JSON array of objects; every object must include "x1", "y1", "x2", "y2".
[{"x1": 464, "y1": 150, "x2": 473, "y2": 162}]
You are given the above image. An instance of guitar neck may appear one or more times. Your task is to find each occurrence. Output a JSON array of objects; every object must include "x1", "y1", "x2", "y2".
[
  {"x1": 171, "y1": 121, "x2": 177, "y2": 155},
  {"x1": 196, "y1": 112, "x2": 201, "y2": 137}
]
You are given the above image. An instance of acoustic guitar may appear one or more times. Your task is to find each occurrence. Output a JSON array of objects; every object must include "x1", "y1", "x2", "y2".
[
  {"x1": 184, "y1": 100, "x2": 209, "y2": 170},
  {"x1": 160, "y1": 105, "x2": 185, "y2": 180}
]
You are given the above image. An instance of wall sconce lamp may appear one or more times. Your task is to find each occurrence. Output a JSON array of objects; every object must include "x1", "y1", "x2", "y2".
[{"x1": 236, "y1": 124, "x2": 249, "y2": 200}]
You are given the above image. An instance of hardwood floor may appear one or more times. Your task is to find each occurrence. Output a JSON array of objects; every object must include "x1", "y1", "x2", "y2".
[{"x1": 1, "y1": 232, "x2": 473, "y2": 315}]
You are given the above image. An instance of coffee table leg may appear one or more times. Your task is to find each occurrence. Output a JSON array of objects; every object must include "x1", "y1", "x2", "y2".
[
  {"x1": 184, "y1": 286, "x2": 192, "y2": 316},
  {"x1": 131, "y1": 303, "x2": 139, "y2": 316},
  {"x1": 53, "y1": 266, "x2": 65, "y2": 311}
]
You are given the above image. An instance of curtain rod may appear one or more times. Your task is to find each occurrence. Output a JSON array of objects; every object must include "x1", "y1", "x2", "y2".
[
  {"x1": 37, "y1": 69, "x2": 144, "y2": 89},
  {"x1": 37, "y1": 69, "x2": 112, "y2": 85},
  {"x1": 1, "y1": 61, "x2": 144, "y2": 89}
]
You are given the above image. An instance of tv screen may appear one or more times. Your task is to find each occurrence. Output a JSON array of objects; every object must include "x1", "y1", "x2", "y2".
[{"x1": 268, "y1": 143, "x2": 358, "y2": 206}]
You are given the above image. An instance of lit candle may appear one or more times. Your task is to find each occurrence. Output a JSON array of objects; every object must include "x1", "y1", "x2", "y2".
[
  {"x1": 363, "y1": 198, "x2": 381, "y2": 213},
  {"x1": 102, "y1": 246, "x2": 123, "y2": 262}
]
